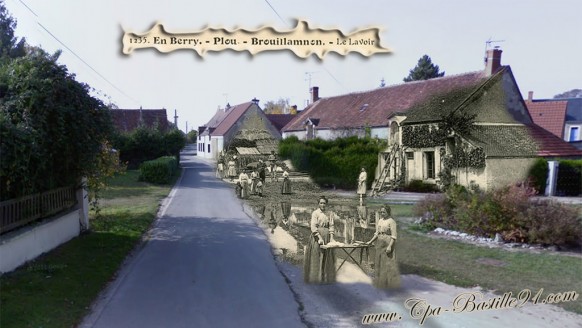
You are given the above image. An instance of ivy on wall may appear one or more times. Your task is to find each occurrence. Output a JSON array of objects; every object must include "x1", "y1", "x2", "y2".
[{"x1": 401, "y1": 125, "x2": 446, "y2": 148}]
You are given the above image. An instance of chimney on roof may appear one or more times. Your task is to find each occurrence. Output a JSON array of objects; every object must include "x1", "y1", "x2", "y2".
[
  {"x1": 252, "y1": 98, "x2": 260, "y2": 105},
  {"x1": 484, "y1": 47, "x2": 503, "y2": 76},
  {"x1": 311, "y1": 86, "x2": 319, "y2": 104},
  {"x1": 528, "y1": 91, "x2": 534, "y2": 101}
]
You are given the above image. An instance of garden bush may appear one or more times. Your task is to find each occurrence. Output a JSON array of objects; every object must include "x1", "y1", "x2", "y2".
[
  {"x1": 522, "y1": 200, "x2": 582, "y2": 246},
  {"x1": 112, "y1": 127, "x2": 185, "y2": 169},
  {"x1": 527, "y1": 158, "x2": 548, "y2": 194},
  {"x1": 139, "y1": 156, "x2": 179, "y2": 184},
  {"x1": 414, "y1": 182, "x2": 582, "y2": 247},
  {"x1": 279, "y1": 136, "x2": 385, "y2": 189}
]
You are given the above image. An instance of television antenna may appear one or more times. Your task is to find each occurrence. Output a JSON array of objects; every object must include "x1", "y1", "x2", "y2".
[
  {"x1": 484, "y1": 38, "x2": 505, "y2": 63},
  {"x1": 485, "y1": 37, "x2": 505, "y2": 50}
]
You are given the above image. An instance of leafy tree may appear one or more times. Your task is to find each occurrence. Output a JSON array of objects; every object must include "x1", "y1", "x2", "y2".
[
  {"x1": 403, "y1": 55, "x2": 445, "y2": 82},
  {"x1": 553, "y1": 89, "x2": 582, "y2": 99},
  {"x1": 0, "y1": 47, "x2": 113, "y2": 200},
  {"x1": 186, "y1": 129, "x2": 198, "y2": 143},
  {"x1": 0, "y1": 1, "x2": 25, "y2": 59},
  {"x1": 263, "y1": 98, "x2": 290, "y2": 114},
  {"x1": 111, "y1": 126, "x2": 186, "y2": 169}
]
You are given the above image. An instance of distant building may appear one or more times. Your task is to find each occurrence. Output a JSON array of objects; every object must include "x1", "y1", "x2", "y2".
[
  {"x1": 197, "y1": 100, "x2": 281, "y2": 159},
  {"x1": 525, "y1": 93, "x2": 582, "y2": 150},
  {"x1": 109, "y1": 108, "x2": 170, "y2": 132}
]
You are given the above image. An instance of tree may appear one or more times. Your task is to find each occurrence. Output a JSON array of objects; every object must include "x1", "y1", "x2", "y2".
[
  {"x1": 186, "y1": 129, "x2": 198, "y2": 143},
  {"x1": 0, "y1": 47, "x2": 113, "y2": 200},
  {"x1": 263, "y1": 98, "x2": 290, "y2": 114},
  {"x1": 554, "y1": 89, "x2": 582, "y2": 99},
  {"x1": 0, "y1": 1, "x2": 25, "y2": 59},
  {"x1": 403, "y1": 55, "x2": 445, "y2": 82}
]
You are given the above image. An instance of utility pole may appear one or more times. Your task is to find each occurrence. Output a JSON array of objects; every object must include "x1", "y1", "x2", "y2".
[{"x1": 174, "y1": 109, "x2": 179, "y2": 128}]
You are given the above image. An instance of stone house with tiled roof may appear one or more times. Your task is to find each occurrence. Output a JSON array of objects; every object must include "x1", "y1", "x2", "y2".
[
  {"x1": 282, "y1": 73, "x2": 487, "y2": 140},
  {"x1": 377, "y1": 49, "x2": 582, "y2": 193},
  {"x1": 525, "y1": 93, "x2": 582, "y2": 150},
  {"x1": 109, "y1": 108, "x2": 170, "y2": 132},
  {"x1": 197, "y1": 100, "x2": 281, "y2": 159}
]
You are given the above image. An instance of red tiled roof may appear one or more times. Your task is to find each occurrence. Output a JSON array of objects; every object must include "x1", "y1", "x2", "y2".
[
  {"x1": 525, "y1": 100, "x2": 567, "y2": 138},
  {"x1": 266, "y1": 114, "x2": 297, "y2": 132},
  {"x1": 468, "y1": 124, "x2": 582, "y2": 158},
  {"x1": 283, "y1": 71, "x2": 487, "y2": 132},
  {"x1": 527, "y1": 124, "x2": 582, "y2": 158},
  {"x1": 211, "y1": 102, "x2": 254, "y2": 136},
  {"x1": 110, "y1": 109, "x2": 169, "y2": 132}
]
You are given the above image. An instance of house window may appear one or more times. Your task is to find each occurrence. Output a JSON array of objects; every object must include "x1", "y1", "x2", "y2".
[
  {"x1": 208, "y1": 144, "x2": 211, "y2": 153},
  {"x1": 424, "y1": 151, "x2": 435, "y2": 179},
  {"x1": 406, "y1": 152, "x2": 414, "y2": 160},
  {"x1": 570, "y1": 127, "x2": 579, "y2": 142}
]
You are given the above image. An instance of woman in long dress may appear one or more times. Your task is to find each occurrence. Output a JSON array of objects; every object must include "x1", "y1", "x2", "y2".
[
  {"x1": 303, "y1": 196, "x2": 337, "y2": 284},
  {"x1": 357, "y1": 167, "x2": 367, "y2": 206},
  {"x1": 227, "y1": 157, "x2": 237, "y2": 181},
  {"x1": 366, "y1": 204, "x2": 401, "y2": 289},
  {"x1": 239, "y1": 170, "x2": 250, "y2": 199},
  {"x1": 250, "y1": 170, "x2": 258, "y2": 194},
  {"x1": 281, "y1": 170, "x2": 292, "y2": 194}
]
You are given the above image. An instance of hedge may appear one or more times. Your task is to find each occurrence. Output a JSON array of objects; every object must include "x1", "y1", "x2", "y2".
[
  {"x1": 279, "y1": 136, "x2": 386, "y2": 189},
  {"x1": 139, "y1": 156, "x2": 179, "y2": 184}
]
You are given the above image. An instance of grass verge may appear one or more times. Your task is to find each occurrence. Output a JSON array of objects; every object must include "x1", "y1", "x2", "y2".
[
  {"x1": 0, "y1": 170, "x2": 178, "y2": 328},
  {"x1": 397, "y1": 227, "x2": 582, "y2": 314},
  {"x1": 245, "y1": 179, "x2": 582, "y2": 315}
]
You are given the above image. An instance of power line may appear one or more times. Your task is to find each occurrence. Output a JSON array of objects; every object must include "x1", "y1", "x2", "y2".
[
  {"x1": 261, "y1": 0, "x2": 345, "y2": 92},
  {"x1": 17, "y1": 0, "x2": 37, "y2": 16},
  {"x1": 263, "y1": 0, "x2": 287, "y2": 26},
  {"x1": 12, "y1": 0, "x2": 140, "y2": 106},
  {"x1": 37, "y1": 23, "x2": 139, "y2": 105}
]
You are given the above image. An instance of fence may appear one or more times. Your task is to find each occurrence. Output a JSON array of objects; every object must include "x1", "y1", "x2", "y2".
[{"x1": 0, "y1": 186, "x2": 78, "y2": 234}]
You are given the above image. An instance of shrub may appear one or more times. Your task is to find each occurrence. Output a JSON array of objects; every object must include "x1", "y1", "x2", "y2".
[
  {"x1": 413, "y1": 193, "x2": 451, "y2": 230},
  {"x1": 527, "y1": 158, "x2": 548, "y2": 194},
  {"x1": 139, "y1": 156, "x2": 179, "y2": 184},
  {"x1": 523, "y1": 200, "x2": 582, "y2": 246},
  {"x1": 279, "y1": 136, "x2": 385, "y2": 189},
  {"x1": 112, "y1": 127, "x2": 185, "y2": 169},
  {"x1": 415, "y1": 181, "x2": 582, "y2": 247}
]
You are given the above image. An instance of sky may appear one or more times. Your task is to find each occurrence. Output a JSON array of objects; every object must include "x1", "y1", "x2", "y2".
[{"x1": 4, "y1": 0, "x2": 582, "y2": 133}]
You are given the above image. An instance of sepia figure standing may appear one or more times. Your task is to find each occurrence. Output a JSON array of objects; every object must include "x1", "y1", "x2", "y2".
[
  {"x1": 357, "y1": 167, "x2": 367, "y2": 206},
  {"x1": 250, "y1": 169, "x2": 258, "y2": 194},
  {"x1": 216, "y1": 152, "x2": 225, "y2": 179},
  {"x1": 366, "y1": 204, "x2": 401, "y2": 289},
  {"x1": 281, "y1": 169, "x2": 292, "y2": 194},
  {"x1": 304, "y1": 196, "x2": 337, "y2": 284},
  {"x1": 268, "y1": 150, "x2": 278, "y2": 182},
  {"x1": 258, "y1": 159, "x2": 267, "y2": 184},
  {"x1": 227, "y1": 156, "x2": 238, "y2": 181},
  {"x1": 239, "y1": 170, "x2": 250, "y2": 199}
]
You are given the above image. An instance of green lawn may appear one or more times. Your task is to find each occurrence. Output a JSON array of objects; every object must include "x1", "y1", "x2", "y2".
[{"x1": 0, "y1": 170, "x2": 177, "y2": 328}]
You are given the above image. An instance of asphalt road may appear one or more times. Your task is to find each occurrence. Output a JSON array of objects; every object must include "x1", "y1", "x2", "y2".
[{"x1": 80, "y1": 145, "x2": 305, "y2": 328}]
